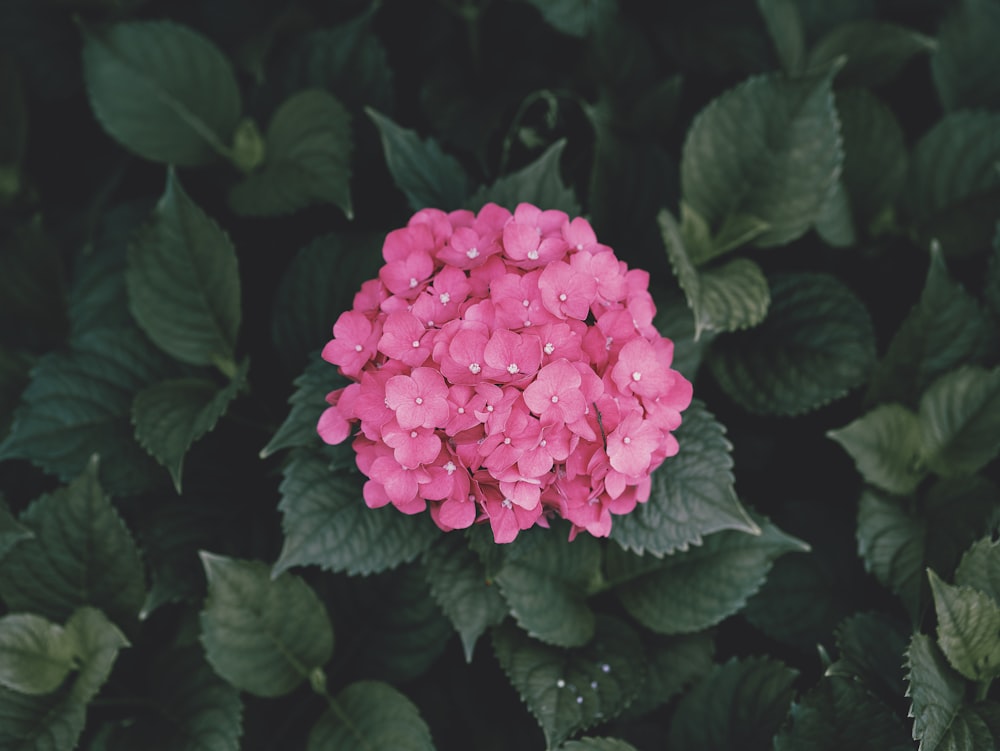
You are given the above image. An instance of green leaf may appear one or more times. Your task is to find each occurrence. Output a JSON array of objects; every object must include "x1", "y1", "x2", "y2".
[
  {"x1": 493, "y1": 616, "x2": 645, "y2": 748},
  {"x1": 558, "y1": 739, "x2": 639, "y2": 751},
  {"x1": 229, "y1": 90, "x2": 353, "y2": 218},
  {"x1": 827, "y1": 612, "x2": 910, "y2": 698},
  {"x1": 708, "y1": 272, "x2": 876, "y2": 416},
  {"x1": 919, "y1": 366, "x2": 1000, "y2": 477},
  {"x1": 933, "y1": 0, "x2": 1000, "y2": 111},
  {"x1": 987, "y1": 228, "x2": 1000, "y2": 320},
  {"x1": 608, "y1": 516, "x2": 808, "y2": 634},
  {"x1": 468, "y1": 139, "x2": 580, "y2": 215},
  {"x1": 620, "y1": 632, "x2": 715, "y2": 719},
  {"x1": 955, "y1": 537, "x2": 1000, "y2": 603},
  {"x1": 82, "y1": 20, "x2": 241, "y2": 165},
  {"x1": 274, "y1": 449, "x2": 439, "y2": 577},
  {"x1": 0, "y1": 613, "x2": 77, "y2": 695},
  {"x1": 757, "y1": 0, "x2": 805, "y2": 73},
  {"x1": 929, "y1": 569, "x2": 1000, "y2": 682},
  {"x1": 0, "y1": 502, "x2": 31, "y2": 560},
  {"x1": 668, "y1": 656, "x2": 798, "y2": 751},
  {"x1": 521, "y1": 0, "x2": 617, "y2": 38},
  {"x1": 422, "y1": 533, "x2": 507, "y2": 662},
  {"x1": 62, "y1": 608, "x2": 129, "y2": 703},
  {"x1": 813, "y1": 179, "x2": 856, "y2": 248},
  {"x1": 307, "y1": 681, "x2": 434, "y2": 751},
  {"x1": 809, "y1": 21, "x2": 935, "y2": 88},
  {"x1": 652, "y1": 292, "x2": 715, "y2": 383},
  {"x1": 773, "y1": 675, "x2": 911, "y2": 751},
  {"x1": 828, "y1": 403, "x2": 926, "y2": 495},
  {"x1": 199, "y1": 553, "x2": 334, "y2": 697},
  {"x1": 262, "y1": 356, "x2": 342, "y2": 458},
  {"x1": 611, "y1": 400, "x2": 758, "y2": 556},
  {"x1": 680, "y1": 69, "x2": 842, "y2": 247},
  {"x1": 495, "y1": 533, "x2": 601, "y2": 648},
  {"x1": 0, "y1": 458, "x2": 146, "y2": 626},
  {"x1": 128, "y1": 171, "x2": 241, "y2": 370},
  {"x1": 367, "y1": 108, "x2": 469, "y2": 211},
  {"x1": 0, "y1": 346, "x2": 32, "y2": 442}
]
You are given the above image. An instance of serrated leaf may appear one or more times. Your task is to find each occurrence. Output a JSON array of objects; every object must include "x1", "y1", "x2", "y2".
[
  {"x1": 493, "y1": 616, "x2": 645, "y2": 748},
  {"x1": 611, "y1": 400, "x2": 757, "y2": 556},
  {"x1": 468, "y1": 139, "x2": 580, "y2": 215},
  {"x1": 262, "y1": 356, "x2": 342, "y2": 458},
  {"x1": 757, "y1": 0, "x2": 805, "y2": 73},
  {"x1": 809, "y1": 21, "x2": 935, "y2": 88},
  {"x1": 919, "y1": 366, "x2": 1000, "y2": 477},
  {"x1": 82, "y1": 20, "x2": 241, "y2": 165},
  {"x1": 230, "y1": 90, "x2": 352, "y2": 218},
  {"x1": 928, "y1": 569, "x2": 1000, "y2": 682},
  {"x1": 814, "y1": 179, "x2": 856, "y2": 248},
  {"x1": 274, "y1": 449, "x2": 439, "y2": 577},
  {"x1": 680, "y1": 70, "x2": 842, "y2": 247},
  {"x1": 522, "y1": 0, "x2": 617, "y2": 38},
  {"x1": 558, "y1": 738, "x2": 638, "y2": 751},
  {"x1": 63, "y1": 607, "x2": 129, "y2": 704},
  {"x1": 0, "y1": 613, "x2": 77, "y2": 695},
  {"x1": 828, "y1": 403, "x2": 926, "y2": 495},
  {"x1": 422, "y1": 533, "x2": 507, "y2": 662},
  {"x1": 132, "y1": 361, "x2": 247, "y2": 492},
  {"x1": 955, "y1": 537, "x2": 1000, "y2": 604},
  {"x1": 0, "y1": 458, "x2": 146, "y2": 625},
  {"x1": 128, "y1": 171, "x2": 241, "y2": 370},
  {"x1": 708, "y1": 272, "x2": 876, "y2": 416},
  {"x1": 827, "y1": 612, "x2": 910, "y2": 699},
  {"x1": 199, "y1": 553, "x2": 334, "y2": 697},
  {"x1": 367, "y1": 108, "x2": 469, "y2": 211},
  {"x1": 495, "y1": 533, "x2": 601, "y2": 648},
  {"x1": 620, "y1": 632, "x2": 715, "y2": 719},
  {"x1": 608, "y1": 516, "x2": 808, "y2": 635},
  {"x1": 0, "y1": 502, "x2": 31, "y2": 560},
  {"x1": 668, "y1": 656, "x2": 798, "y2": 751},
  {"x1": 933, "y1": 0, "x2": 1000, "y2": 111},
  {"x1": 307, "y1": 681, "x2": 434, "y2": 751}
]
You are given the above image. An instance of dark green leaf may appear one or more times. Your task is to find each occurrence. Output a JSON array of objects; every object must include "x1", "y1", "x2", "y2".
[
  {"x1": 919, "y1": 366, "x2": 1000, "y2": 477},
  {"x1": 813, "y1": 180, "x2": 856, "y2": 248},
  {"x1": 757, "y1": 0, "x2": 805, "y2": 73},
  {"x1": 827, "y1": 612, "x2": 910, "y2": 698},
  {"x1": 933, "y1": 0, "x2": 1000, "y2": 112},
  {"x1": 0, "y1": 223, "x2": 68, "y2": 353},
  {"x1": 0, "y1": 346, "x2": 32, "y2": 442},
  {"x1": 307, "y1": 681, "x2": 434, "y2": 751},
  {"x1": 262, "y1": 356, "x2": 342, "y2": 458},
  {"x1": 986, "y1": 228, "x2": 1000, "y2": 320},
  {"x1": 558, "y1": 739, "x2": 638, "y2": 751},
  {"x1": 493, "y1": 616, "x2": 645, "y2": 748},
  {"x1": 620, "y1": 632, "x2": 715, "y2": 719},
  {"x1": 0, "y1": 458, "x2": 146, "y2": 625},
  {"x1": 522, "y1": 0, "x2": 618, "y2": 38},
  {"x1": 928, "y1": 569, "x2": 1000, "y2": 682},
  {"x1": 668, "y1": 656, "x2": 798, "y2": 751},
  {"x1": 0, "y1": 612, "x2": 77, "y2": 695},
  {"x1": 708, "y1": 272, "x2": 876, "y2": 415},
  {"x1": 0, "y1": 502, "x2": 31, "y2": 560},
  {"x1": 230, "y1": 90, "x2": 352, "y2": 218},
  {"x1": 611, "y1": 400, "x2": 758, "y2": 556},
  {"x1": 955, "y1": 537, "x2": 1000, "y2": 603},
  {"x1": 652, "y1": 292, "x2": 715, "y2": 383},
  {"x1": 82, "y1": 20, "x2": 241, "y2": 165},
  {"x1": 809, "y1": 22, "x2": 935, "y2": 88},
  {"x1": 128, "y1": 171, "x2": 241, "y2": 371},
  {"x1": 828, "y1": 403, "x2": 926, "y2": 495},
  {"x1": 199, "y1": 553, "x2": 334, "y2": 698},
  {"x1": 468, "y1": 139, "x2": 580, "y2": 215}
]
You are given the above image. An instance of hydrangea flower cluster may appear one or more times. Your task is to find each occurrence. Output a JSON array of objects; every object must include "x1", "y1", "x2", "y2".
[{"x1": 318, "y1": 203, "x2": 693, "y2": 543}]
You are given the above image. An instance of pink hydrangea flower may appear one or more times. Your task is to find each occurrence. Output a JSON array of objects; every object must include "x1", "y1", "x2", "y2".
[{"x1": 318, "y1": 203, "x2": 692, "y2": 543}]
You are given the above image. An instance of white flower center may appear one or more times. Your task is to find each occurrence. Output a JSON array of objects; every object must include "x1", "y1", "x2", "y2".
[
  {"x1": 503, "y1": 437, "x2": 511, "y2": 445},
  {"x1": 623, "y1": 436, "x2": 631, "y2": 445},
  {"x1": 466, "y1": 247, "x2": 479, "y2": 259},
  {"x1": 522, "y1": 298, "x2": 530, "y2": 307},
  {"x1": 632, "y1": 371, "x2": 641, "y2": 381},
  {"x1": 412, "y1": 340, "x2": 420, "y2": 348},
  {"x1": 469, "y1": 363, "x2": 481, "y2": 374},
  {"x1": 457, "y1": 407, "x2": 465, "y2": 414},
  {"x1": 559, "y1": 293, "x2": 567, "y2": 302},
  {"x1": 550, "y1": 395, "x2": 559, "y2": 403},
  {"x1": 507, "y1": 363, "x2": 519, "y2": 374},
  {"x1": 486, "y1": 404, "x2": 494, "y2": 412},
  {"x1": 415, "y1": 397, "x2": 423, "y2": 405},
  {"x1": 444, "y1": 461, "x2": 456, "y2": 474},
  {"x1": 605, "y1": 336, "x2": 613, "y2": 350},
  {"x1": 409, "y1": 277, "x2": 418, "y2": 288},
  {"x1": 544, "y1": 342, "x2": 555, "y2": 355},
  {"x1": 540, "y1": 439, "x2": 547, "y2": 447},
  {"x1": 439, "y1": 292, "x2": 451, "y2": 304},
  {"x1": 354, "y1": 344, "x2": 363, "y2": 352},
  {"x1": 410, "y1": 431, "x2": 418, "y2": 438},
  {"x1": 527, "y1": 249, "x2": 539, "y2": 260},
  {"x1": 502, "y1": 498, "x2": 513, "y2": 509},
  {"x1": 576, "y1": 243, "x2": 584, "y2": 251}
]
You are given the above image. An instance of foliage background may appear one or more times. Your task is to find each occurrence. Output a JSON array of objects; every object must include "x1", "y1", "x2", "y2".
[{"x1": 0, "y1": 0, "x2": 999, "y2": 749}]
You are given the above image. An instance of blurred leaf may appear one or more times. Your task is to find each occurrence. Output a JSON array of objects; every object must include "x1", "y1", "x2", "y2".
[
  {"x1": 814, "y1": 180, "x2": 856, "y2": 247},
  {"x1": 620, "y1": 632, "x2": 715, "y2": 719},
  {"x1": 828, "y1": 403, "x2": 926, "y2": 495},
  {"x1": 522, "y1": 0, "x2": 618, "y2": 38},
  {"x1": 307, "y1": 681, "x2": 433, "y2": 751},
  {"x1": 0, "y1": 223, "x2": 68, "y2": 353},
  {"x1": 0, "y1": 612, "x2": 77, "y2": 694},
  {"x1": 987, "y1": 228, "x2": 1000, "y2": 320},
  {"x1": 468, "y1": 139, "x2": 580, "y2": 215},
  {"x1": 933, "y1": 0, "x2": 1000, "y2": 111},
  {"x1": 928, "y1": 569, "x2": 1000, "y2": 682},
  {"x1": 0, "y1": 346, "x2": 32, "y2": 441},
  {"x1": 757, "y1": 0, "x2": 805, "y2": 73},
  {"x1": 955, "y1": 537, "x2": 1000, "y2": 603},
  {"x1": 0, "y1": 502, "x2": 31, "y2": 560},
  {"x1": 809, "y1": 21, "x2": 935, "y2": 88},
  {"x1": 82, "y1": 20, "x2": 241, "y2": 165},
  {"x1": 919, "y1": 366, "x2": 1000, "y2": 478},
  {"x1": 558, "y1": 739, "x2": 638, "y2": 751},
  {"x1": 827, "y1": 611, "x2": 910, "y2": 698}
]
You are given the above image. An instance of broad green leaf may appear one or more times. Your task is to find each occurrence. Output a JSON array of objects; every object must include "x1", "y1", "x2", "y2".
[
  {"x1": 307, "y1": 681, "x2": 433, "y2": 751},
  {"x1": 199, "y1": 553, "x2": 334, "y2": 697},
  {"x1": 0, "y1": 613, "x2": 76, "y2": 695},
  {"x1": 827, "y1": 612, "x2": 910, "y2": 698},
  {"x1": 62, "y1": 608, "x2": 129, "y2": 703},
  {"x1": 422, "y1": 533, "x2": 507, "y2": 662},
  {"x1": 809, "y1": 22, "x2": 935, "y2": 88},
  {"x1": 757, "y1": 0, "x2": 805, "y2": 73},
  {"x1": 680, "y1": 69, "x2": 842, "y2": 247},
  {"x1": 495, "y1": 533, "x2": 601, "y2": 648},
  {"x1": 611, "y1": 400, "x2": 757, "y2": 556},
  {"x1": 0, "y1": 458, "x2": 146, "y2": 625},
  {"x1": 559, "y1": 739, "x2": 638, "y2": 751},
  {"x1": 773, "y1": 675, "x2": 911, "y2": 751},
  {"x1": 274, "y1": 449, "x2": 439, "y2": 577},
  {"x1": 132, "y1": 361, "x2": 247, "y2": 492},
  {"x1": 955, "y1": 537, "x2": 1000, "y2": 603},
  {"x1": 367, "y1": 108, "x2": 469, "y2": 211},
  {"x1": 229, "y1": 90, "x2": 353, "y2": 218},
  {"x1": 608, "y1": 517, "x2": 808, "y2": 634},
  {"x1": 262, "y1": 356, "x2": 341, "y2": 458},
  {"x1": 828, "y1": 403, "x2": 926, "y2": 495},
  {"x1": 522, "y1": 0, "x2": 617, "y2": 38},
  {"x1": 813, "y1": 179, "x2": 856, "y2": 248},
  {"x1": 0, "y1": 345, "x2": 32, "y2": 441},
  {"x1": 652, "y1": 292, "x2": 715, "y2": 382},
  {"x1": 933, "y1": 0, "x2": 1000, "y2": 111},
  {"x1": 929, "y1": 569, "x2": 1000, "y2": 682},
  {"x1": 82, "y1": 20, "x2": 241, "y2": 165},
  {"x1": 493, "y1": 616, "x2": 645, "y2": 748},
  {"x1": 0, "y1": 501, "x2": 31, "y2": 560},
  {"x1": 795, "y1": 0, "x2": 875, "y2": 43},
  {"x1": 919, "y1": 366, "x2": 1000, "y2": 477},
  {"x1": 620, "y1": 632, "x2": 715, "y2": 719},
  {"x1": 468, "y1": 139, "x2": 580, "y2": 215},
  {"x1": 708, "y1": 272, "x2": 876, "y2": 416},
  {"x1": 128, "y1": 171, "x2": 241, "y2": 371},
  {"x1": 668, "y1": 656, "x2": 798, "y2": 751}
]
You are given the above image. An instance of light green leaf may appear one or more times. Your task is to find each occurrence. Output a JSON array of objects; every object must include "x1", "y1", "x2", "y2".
[
  {"x1": 828, "y1": 403, "x2": 926, "y2": 495},
  {"x1": 493, "y1": 616, "x2": 645, "y2": 748},
  {"x1": 929, "y1": 569, "x2": 1000, "y2": 682},
  {"x1": 307, "y1": 681, "x2": 434, "y2": 751},
  {"x1": 668, "y1": 656, "x2": 798, "y2": 751},
  {"x1": 82, "y1": 20, "x2": 241, "y2": 165},
  {"x1": 0, "y1": 458, "x2": 146, "y2": 626},
  {"x1": 558, "y1": 739, "x2": 638, "y2": 751},
  {"x1": 933, "y1": 0, "x2": 1000, "y2": 111},
  {"x1": 611, "y1": 400, "x2": 758, "y2": 556},
  {"x1": 274, "y1": 449, "x2": 439, "y2": 577},
  {"x1": 620, "y1": 632, "x2": 715, "y2": 719},
  {"x1": 919, "y1": 366, "x2": 1000, "y2": 477},
  {"x1": 128, "y1": 171, "x2": 241, "y2": 371},
  {"x1": 262, "y1": 356, "x2": 341, "y2": 458},
  {"x1": 0, "y1": 502, "x2": 31, "y2": 560},
  {"x1": 680, "y1": 69, "x2": 842, "y2": 247},
  {"x1": 468, "y1": 139, "x2": 580, "y2": 215},
  {"x1": 495, "y1": 533, "x2": 601, "y2": 648},
  {"x1": 609, "y1": 517, "x2": 808, "y2": 634},
  {"x1": 707, "y1": 272, "x2": 876, "y2": 416},
  {"x1": 955, "y1": 537, "x2": 1000, "y2": 604},
  {"x1": 199, "y1": 553, "x2": 334, "y2": 697},
  {"x1": 0, "y1": 613, "x2": 76, "y2": 695},
  {"x1": 62, "y1": 607, "x2": 129, "y2": 704},
  {"x1": 813, "y1": 179, "x2": 856, "y2": 248},
  {"x1": 809, "y1": 21, "x2": 935, "y2": 88},
  {"x1": 521, "y1": 0, "x2": 617, "y2": 38},
  {"x1": 757, "y1": 0, "x2": 805, "y2": 73},
  {"x1": 827, "y1": 612, "x2": 910, "y2": 697},
  {"x1": 229, "y1": 90, "x2": 353, "y2": 218}
]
